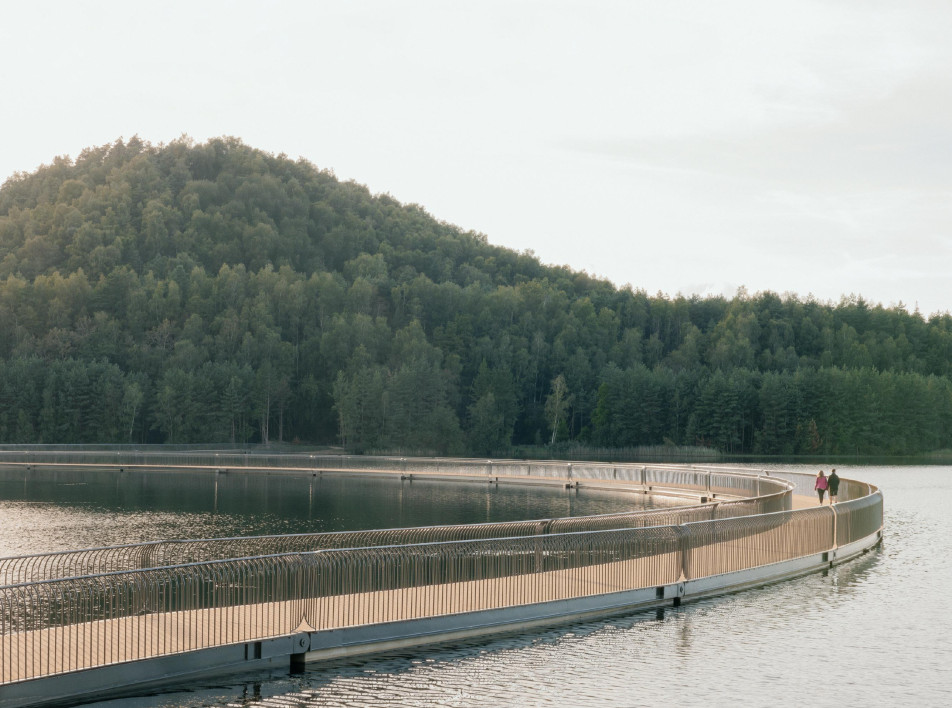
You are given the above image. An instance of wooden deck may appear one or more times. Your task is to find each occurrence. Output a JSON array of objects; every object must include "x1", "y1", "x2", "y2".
[
  {"x1": 2, "y1": 517, "x2": 830, "y2": 685},
  {"x1": 792, "y1": 493, "x2": 829, "y2": 509},
  {"x1": 1, "y1": 555, "x2": 675, "y2": 683},
  {"x1": 1, "y1": 489, "x2": 838, "y2": 686}
]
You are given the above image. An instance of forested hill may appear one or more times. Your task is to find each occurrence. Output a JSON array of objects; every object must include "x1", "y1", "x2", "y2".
[{"x1": 1, "y1": 137, "x2": 951, "y2": 456}]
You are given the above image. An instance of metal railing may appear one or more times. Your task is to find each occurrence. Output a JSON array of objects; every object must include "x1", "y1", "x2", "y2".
[
  {"x1": 0, "y1": 456, "x2": 791, "y2": 586},
  {"x1": 0, "y1": 489, "x2": 791, "y2": 587},
  {"x1": 835, "y1": 490, "x2": 884, "y2": 546},
  {"x1": 0, "y1": 459, "x2": 882, "y2": 688},
  {"x1": 0, "y1": 450, "x2": 792, "y2": 490}
]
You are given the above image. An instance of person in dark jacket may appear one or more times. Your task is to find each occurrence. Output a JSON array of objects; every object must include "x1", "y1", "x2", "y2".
[{"x1": 828, "y1": 468, "x2": 840, "y2": 504}]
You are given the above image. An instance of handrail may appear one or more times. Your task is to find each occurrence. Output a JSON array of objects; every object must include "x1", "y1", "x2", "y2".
[
  {"x1": 0, "y1": 458, "x2": 882, "y2": 691},
  {"x1": 0, "y1": 450, "x2": 789, "y2": 487},
  {"x1": 0, "y1": 457, "x2": 792, "y2": 586},
  {"x1": 0, "y1": 491, "x2": 790, "y2": 587}
]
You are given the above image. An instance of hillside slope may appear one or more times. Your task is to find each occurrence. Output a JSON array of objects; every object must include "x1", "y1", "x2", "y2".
[{"x1": 1, "y1": 137, "x2": 951, "y2": 455}]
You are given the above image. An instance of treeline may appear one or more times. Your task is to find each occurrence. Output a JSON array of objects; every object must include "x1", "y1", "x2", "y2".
[{"x1": 1, "y1": 136, "x2": 951, "y2": 456}]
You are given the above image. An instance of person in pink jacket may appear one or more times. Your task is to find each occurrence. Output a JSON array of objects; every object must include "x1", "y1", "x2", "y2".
[{"x1": 815, "y1": 470, "x2": 829, "y2": 504}]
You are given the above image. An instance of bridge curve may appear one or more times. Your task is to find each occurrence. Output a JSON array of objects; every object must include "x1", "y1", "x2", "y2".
[{"x1": 0, "y1": 453, "x2": 883, "y2": 708}]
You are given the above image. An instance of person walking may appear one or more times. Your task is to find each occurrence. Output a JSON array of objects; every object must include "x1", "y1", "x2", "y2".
[
  {"x1": 815, "y1": 470, "x2": 828, "y2": 504},
  {"x1": 828, "y1": 468, "x2": 840, "y2": 504}
]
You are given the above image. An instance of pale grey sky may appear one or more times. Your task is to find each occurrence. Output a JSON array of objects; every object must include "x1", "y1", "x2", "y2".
[{"x1": 3, "y1": 1, "x2": 950, "y2": 314}]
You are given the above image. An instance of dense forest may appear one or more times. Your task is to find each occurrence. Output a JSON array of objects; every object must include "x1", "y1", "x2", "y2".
[{"x1": 1, "y1": 136, "x2": 951, "y2": 457}]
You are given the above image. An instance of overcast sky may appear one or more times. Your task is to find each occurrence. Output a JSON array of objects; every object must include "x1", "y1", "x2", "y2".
[{"x1": 3, "y1": 1, "x2": 950, "y2": 315}]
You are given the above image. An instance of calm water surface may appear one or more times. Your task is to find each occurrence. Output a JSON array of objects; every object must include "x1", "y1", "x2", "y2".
[
  {"x1": 0, "y1": 468, "x2": 657, "y2": 557},
  {"x1": 2, "y1": 464, "x2": 950, "y2": 707}
]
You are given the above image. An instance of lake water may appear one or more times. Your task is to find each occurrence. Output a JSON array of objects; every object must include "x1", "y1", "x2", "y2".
[
  {"x1": 0, "y1": 467, "x2": 661, "y2": 557},
  {"x1": 1, "y1": 464, "x2": 950, "y2": 707}
]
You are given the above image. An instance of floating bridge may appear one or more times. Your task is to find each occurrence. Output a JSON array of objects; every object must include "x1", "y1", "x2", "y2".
[{"x1": 0, "y1": 453, "x2": 883, "y2": 707}]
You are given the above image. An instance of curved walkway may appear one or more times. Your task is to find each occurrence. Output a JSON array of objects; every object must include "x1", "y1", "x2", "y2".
[{"x1": 0, "y1": 456, "x2": 883, "y2": 708}]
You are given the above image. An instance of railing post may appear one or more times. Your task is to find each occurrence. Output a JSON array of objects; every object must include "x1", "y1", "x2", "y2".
[
  {"x1": 832, "y1": 504, "x2": 839, "y2": 550},
  {"x1": 676, "y1": 523, "x2": 690, "y2": 582}
]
